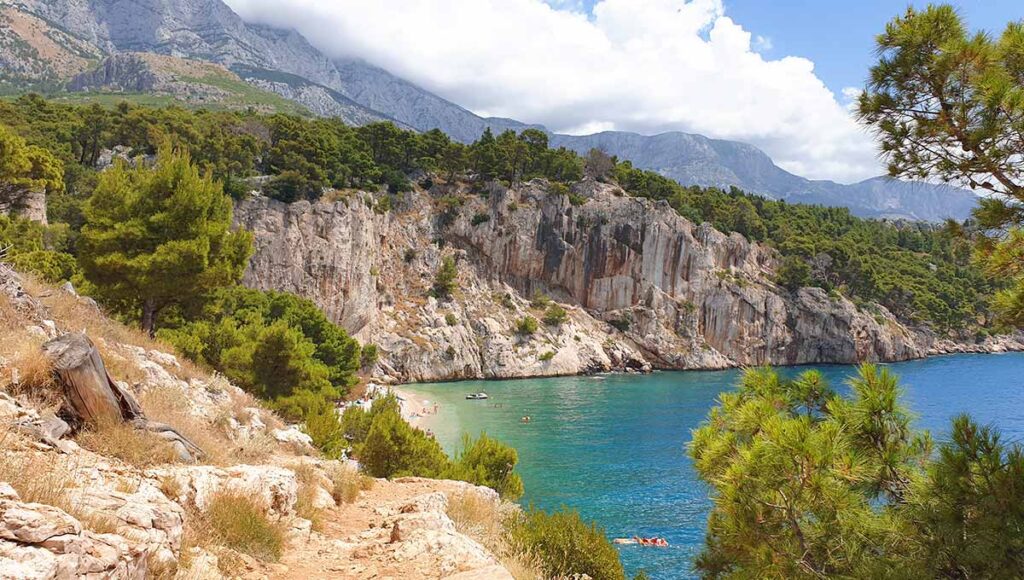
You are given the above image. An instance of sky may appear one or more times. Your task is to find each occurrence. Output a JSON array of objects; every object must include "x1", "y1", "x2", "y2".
[{"x1": 224, "y1": 0, "x2": 1022, "y2": 184}]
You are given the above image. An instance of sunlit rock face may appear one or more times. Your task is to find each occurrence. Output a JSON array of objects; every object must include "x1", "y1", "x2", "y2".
[{"x1": 236, "y1": 179, "x2": 975, "y2": 383}]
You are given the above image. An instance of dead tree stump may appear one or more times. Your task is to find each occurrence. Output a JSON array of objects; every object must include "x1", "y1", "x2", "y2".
[{"x1": 42, "y1": 332, "x2": 204, "y2": 462}]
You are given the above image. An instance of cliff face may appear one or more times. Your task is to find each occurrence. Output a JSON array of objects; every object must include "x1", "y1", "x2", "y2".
[{"x1": 234, "y1": 179, "x2": 984, "y2": 383}]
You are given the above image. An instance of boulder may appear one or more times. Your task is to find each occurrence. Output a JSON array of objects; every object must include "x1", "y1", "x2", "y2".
[{"x1": 147, "y1": 464, "x2": 298, "y2": 516}]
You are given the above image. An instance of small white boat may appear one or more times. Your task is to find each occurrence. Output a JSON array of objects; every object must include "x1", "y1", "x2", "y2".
[{"x1": 465, "y1": 392, "x2": 489, "y2": 400}]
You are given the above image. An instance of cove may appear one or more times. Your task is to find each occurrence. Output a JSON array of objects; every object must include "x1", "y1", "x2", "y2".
[{"x1": 404, "y1": 353, "x2": 1024, "y2": 579}]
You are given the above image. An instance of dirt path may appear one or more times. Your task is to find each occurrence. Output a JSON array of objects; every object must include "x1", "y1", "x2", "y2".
[{"x1": 274, "y1": 478, "x2": 508, "y2": 580}]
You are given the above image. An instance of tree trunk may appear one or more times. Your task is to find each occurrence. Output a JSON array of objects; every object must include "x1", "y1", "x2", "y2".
[
  {"x1": 141, "y1": 299, "x2": 157, "y2": 337},
  {"x1": 42, "y1": 332, "x2": 204, "y2": 462}
]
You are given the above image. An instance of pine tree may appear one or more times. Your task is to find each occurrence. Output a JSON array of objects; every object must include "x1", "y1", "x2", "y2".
[
  {"x1": 79, "y1": 147, "x2": 252, "y2": 335},
  {"x1": 858, "y1": 6, "x2": 1024, "y2": 326}
]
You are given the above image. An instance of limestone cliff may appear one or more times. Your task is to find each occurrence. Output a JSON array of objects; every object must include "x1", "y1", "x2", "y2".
[{"x1": 235, "y1": 180, "x2": 1021, "y2": 383}]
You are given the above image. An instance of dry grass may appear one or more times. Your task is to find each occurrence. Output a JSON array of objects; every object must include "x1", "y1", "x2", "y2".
[
  {"x1": 447, "y1": 492, "x2": 544, "y2": 580},
  {"x1": 201, "y1": 491, "x2": 286, "y2": 562},
  {"x1": 292, "y1": 463, "x2": 325, "y2": 531},
  {"x1": 0, "y1": 425, "x2": 122, "y2": 535},
  {"x1": 326, "y1": 463, "x2": 372, "y2": 505},
  {"x1": 18, "y1": 274, "x2": 206, "y2": 382},
  {"x1": 138, "y1": 386, "x2": 236, "y2": 466},
  {"x1": 75, "y1": 417, "x2": 182, "y2": 468},
  {"x1": 1, "y1": 340, "x2": 63, "y2": 411},
  {"x1": 0, "y1": 428, "x2": 74, "y2": 508}
]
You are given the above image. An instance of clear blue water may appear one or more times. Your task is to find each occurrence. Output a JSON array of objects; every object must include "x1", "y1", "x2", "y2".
[{"x1": 404, "y1": 353, "x2": 1024, "y2": 579}]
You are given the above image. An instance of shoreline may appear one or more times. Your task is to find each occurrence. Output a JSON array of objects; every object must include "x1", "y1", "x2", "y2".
[
  {"x1": 376, "y1": 344, "x2": 1024, "y2": 387},
  {"x1": 392, "y1": 385, "x2": 442, "y2": 432}
]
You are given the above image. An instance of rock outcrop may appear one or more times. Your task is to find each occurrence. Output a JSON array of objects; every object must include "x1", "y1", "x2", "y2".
[
  {"x1": 236, "y1": 180, "x2": 1014, "y2": 383},
  {"x1": 0, "y1": 484, "x2": 150, "y2": 580},
  {"x1": 0, "y1": 183, "x2": 47, "y2": 225}
]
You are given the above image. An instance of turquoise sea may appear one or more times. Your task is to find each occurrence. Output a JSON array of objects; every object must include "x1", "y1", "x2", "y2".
[{"x1": 404, "y1": 353, "x2": 1024, "y2": 579}]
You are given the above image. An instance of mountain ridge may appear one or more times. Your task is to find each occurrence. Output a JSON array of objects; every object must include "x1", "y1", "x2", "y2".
[{"x1": 4, "y1": 0, "x2": 980, "y2": 221}]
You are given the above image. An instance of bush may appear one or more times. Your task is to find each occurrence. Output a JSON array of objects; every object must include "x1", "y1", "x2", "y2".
[
  {"x1": 539, "y1": 351, "x2": 556, "y2": 362},
  {"x1": 499, "y1": 293, "x2": 516, "y2": 309},
  {"x1": 432, "y1": 256, "x2": 458, "y2": 299},
  {"x1": 471, "y1": 212, "x2": 491, "y2": 226},
  {"x1": 374, "y1": 193, "x2": 393, "y2": 214},
  {"x1": 360, "y1": 343, "x2": 379, "y2": 369},
  {"x1": 568, "y1": 192, "x2": 587, "y2": 206},
  {"x1": 326, "y1": 464, "x2": 367, "y2": 504},
  {"x1": 542, "y1": 304, "x2": 568, "y2": 326},
  {"x1": 205, "y1": 492, "x2": 285, "y2": 562},
  {"x1": 404, "y1": 248, "x2": 417, "y2": 263},
  {"x1": 510, "y1": 507, "x2": 625, "y2": 580},
  {"x1": 445, "y1": 312, "x2": 458, "y2": 326},
  {"x1": 515, "y1": 316, "x2": 538, "y2": 335},
  {"x1": 358, "y1": 399, "x2": 450, "y2": 478},
  {"x1": 301, "y1": 401, "x2": 346, "y2": 459},
  {"x1": 446, "y1": 433, "x2": 524, "y2": 500},
  {"x1": 340, "y1": 394, "x2": 400, "y2": 446},
  {"x1": 530, "y1": 292, "x2": 552, "y2": 308}
]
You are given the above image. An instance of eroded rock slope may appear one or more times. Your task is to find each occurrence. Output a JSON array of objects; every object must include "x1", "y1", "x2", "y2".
[{"x1": 237, "y1": 179, "x2": 1015, "y2": 383}]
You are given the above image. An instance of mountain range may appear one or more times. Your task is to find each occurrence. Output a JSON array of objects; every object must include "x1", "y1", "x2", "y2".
[{"x1": 1, "y1": 0, "x2": 979, "y2": 221}]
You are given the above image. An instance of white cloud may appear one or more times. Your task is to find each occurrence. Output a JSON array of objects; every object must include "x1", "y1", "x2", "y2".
[
  {"x1": 224, "y1": 0, "x2": 881, "y2": 183},
  {"x1": 753, "y1": 35, "x2": 773, "y2": 52}
]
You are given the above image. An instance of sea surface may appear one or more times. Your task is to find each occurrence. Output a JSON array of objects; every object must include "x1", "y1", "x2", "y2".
[{"x1": 404, "y1": 353, "x2": 1024, "y2": 579}]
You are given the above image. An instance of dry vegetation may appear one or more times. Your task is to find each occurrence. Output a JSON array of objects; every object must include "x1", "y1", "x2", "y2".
[
  {"x1": 201, "y1": 491, "x2": 286, "y2": 562},
  {"x1": 19, "y1": 274, "x2": 205, "y2": 381},
  {"x1": 292, "y1": 462, "x2": 325, "y2": 531},
  {"x1": 446, "y1": 492, "x2": 543, "y2": 580},
  {"x1": 326, "y1": 462, "x2": 373, "y2": 504},
  {"x1": 74, "y1": 417, "x2": 182, "y2": 468},
  {"x1": 0, "y1": 425, "x2": 120, "y2": 535}
]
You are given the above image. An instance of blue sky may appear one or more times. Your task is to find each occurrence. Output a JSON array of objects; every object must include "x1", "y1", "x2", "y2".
[{"x1": 568, "y1": 0, "x2": 1023, "y2": 97}]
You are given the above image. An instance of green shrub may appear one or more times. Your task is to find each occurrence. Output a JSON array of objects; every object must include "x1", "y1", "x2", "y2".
[
  {"x1": 542, "y1": 304, "x2": 568, "y2": 326},
  {"x1": 358, "y1": 399, "x2": 450, "y2": 478},
  {"x1": 530, "y1": 292, "x2": 552, "y2": 308},
  {"x1": 568, "y1": 192, "x2": 587, "y2": 206},
  {"x1": 0, "y1": 215, "x2": 78, "y2": 283},
  {"x1": 515, "y1": 316, "x2": 538, "y2": 335},
  {"x1": 445, "y1": 433, "x2": 524, "y2": 500},
  {"x1": 340, "y1": 394, "x2": 400, "y2": 447},
  {"x1": 374, "y1": 194, "x2": 392, "y2": 214},
  {"x1": 404, "y1": 248, "x2": 417, "y2": 263},
  {"x1": 499, "y1": 293, "x2": 516, "y2": 309},
  {"x1": 471, "y1": 212, "x2": 491, "y2": 226},
  {"x1": 539, "y1": 351, "x2": 556, "y2": 362},
  {"x1": 776, "y1": 255, "x2": 812, "y2": 291},
  {"x1": 301, "y1": 400, "x2": 346, "y2": 459},
  {"x1": 205, "y1": 492, "x2": 285, "y2": 562},
  {"x1": 360, "y1": 344, "x2": 379, "y2": 369},
  {"x1": 432, "y1": 256, "x2": 458, "y2": 299},
  {"x1": 445, "y1": 312, "x2": 458, "y2": 326},
  {"x1": 509, "y1": 507, "x2": 625, "y2": 580},
  {"x1": 548, "y1": 182, "x2": 569, "y2": 197}
]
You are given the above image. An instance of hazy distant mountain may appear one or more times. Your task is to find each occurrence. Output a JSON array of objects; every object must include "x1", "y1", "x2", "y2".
[
  {"x1": 6, "y1": 0, "x2": 979, "y2": 221},
  {"x1": 549, "y1": 132, "x2": 980, "y2": 221},
  {"x1": 332, "y1": 58, "x2": 538, "y2": 142}
]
